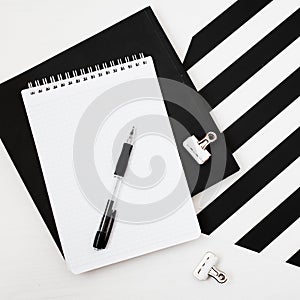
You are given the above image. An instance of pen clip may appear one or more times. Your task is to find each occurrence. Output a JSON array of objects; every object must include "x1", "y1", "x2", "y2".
[{"x1": 103, "y1": 210, "x2": 116, "y2": 248}]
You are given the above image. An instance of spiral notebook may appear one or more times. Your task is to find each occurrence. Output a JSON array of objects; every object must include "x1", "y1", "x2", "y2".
[{"x1": 21, "y1": 55, "x2": 200, "y2": 274}]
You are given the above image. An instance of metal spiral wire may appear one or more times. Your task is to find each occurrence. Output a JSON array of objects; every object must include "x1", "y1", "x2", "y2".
[{"x1": 28, "y1": 53, "x2": 146, "y2": 95}]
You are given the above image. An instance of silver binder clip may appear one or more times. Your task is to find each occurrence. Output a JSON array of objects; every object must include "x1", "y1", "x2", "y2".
[
  {"x1": 193, "y1": 252, "x2": 227, "y2": 284},
  {"x1": 183, "y1": 132, "x2": 217, "y2": 164}
]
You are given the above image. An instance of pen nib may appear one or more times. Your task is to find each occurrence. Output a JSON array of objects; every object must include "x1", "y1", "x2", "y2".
[{"x1": 127, "y1": 126, "x2": 136, "y2": 145}]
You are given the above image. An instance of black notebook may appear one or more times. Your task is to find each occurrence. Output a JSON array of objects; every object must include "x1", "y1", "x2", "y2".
[{"x1": 0, "y1": 7, "x2": 239, "y2": 255}]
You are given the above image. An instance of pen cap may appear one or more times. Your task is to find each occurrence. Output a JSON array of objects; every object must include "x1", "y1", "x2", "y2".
[
  {"x1": 93, "y1": 209, "x2": 116, "y2": 250},
  {"x1": 93, "y1": 230, "x2": 107, "y2": 250}
]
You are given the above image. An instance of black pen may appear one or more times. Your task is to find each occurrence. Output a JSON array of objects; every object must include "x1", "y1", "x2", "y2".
[{"x1": 93, "y1": 126, "x2": 136, "y2": 250}]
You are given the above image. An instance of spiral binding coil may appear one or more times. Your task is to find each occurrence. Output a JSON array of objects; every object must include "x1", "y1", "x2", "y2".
[{"x1": 27, "y1": 53, "x2": 146, "y2": 95}]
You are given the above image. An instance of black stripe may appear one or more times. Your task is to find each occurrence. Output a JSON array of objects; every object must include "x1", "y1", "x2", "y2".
[
  {"x1": 224, "y1": 68, "x2": 300, "y2": 152},
  {"x1": 236, "y1": 188, "x2": 300, "y2": 252},
  {"x1": 200, "y1": 9, "x2": 300, "y2": 109},
  {"x1": 183, "y1": 0, "x2": 273, "y2": 70},
  {"x1": 198, "y1": 128, "x2": 300, "y2": 235},
  {"x1": 287, "y1": 250, "x2": 300, "y2": 267}
]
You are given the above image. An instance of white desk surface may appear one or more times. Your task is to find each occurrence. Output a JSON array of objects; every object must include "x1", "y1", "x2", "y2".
[{"x1": 0, "y1": 0, "x2": 299, "y2": 299}]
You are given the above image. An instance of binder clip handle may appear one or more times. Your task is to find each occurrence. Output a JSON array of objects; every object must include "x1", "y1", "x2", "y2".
[
  {"x1": 208, "y1": 266, "x2": 227, "y2": 283},
  {"x1": 198, "y1": 132, "x2": 217, "y2": 149}
]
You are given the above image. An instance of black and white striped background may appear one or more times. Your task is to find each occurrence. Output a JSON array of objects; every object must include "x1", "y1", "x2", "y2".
[{"x1": 183, "y1": 0, "x2": 299, "y2": 268}]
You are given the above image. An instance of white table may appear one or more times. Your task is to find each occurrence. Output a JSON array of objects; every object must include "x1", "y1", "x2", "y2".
[{"x1": 0, "y1": 1, "x2": 298, "y2": 299}]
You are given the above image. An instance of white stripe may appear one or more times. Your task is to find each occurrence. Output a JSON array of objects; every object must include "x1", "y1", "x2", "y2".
[
  {"x1": 195, "y1": 97, "x2": 300, "y2": 211},
  {"x1": 261, "y1": 218, "x2": 300, "y2": 262},
  {"x1": 211, "y1": 37, "x2": 300, "y2": 132},
  {"x1": 210, "y1": 158, "x2": 300, "y2": 241},
  {"x1": 187, "y1": 0, "x2": 299, "y2": 91}
]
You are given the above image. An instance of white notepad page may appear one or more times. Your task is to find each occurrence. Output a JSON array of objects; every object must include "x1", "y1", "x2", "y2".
[{"x1": 21, "y1": 56, "x2": 200, "y2": 274}]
